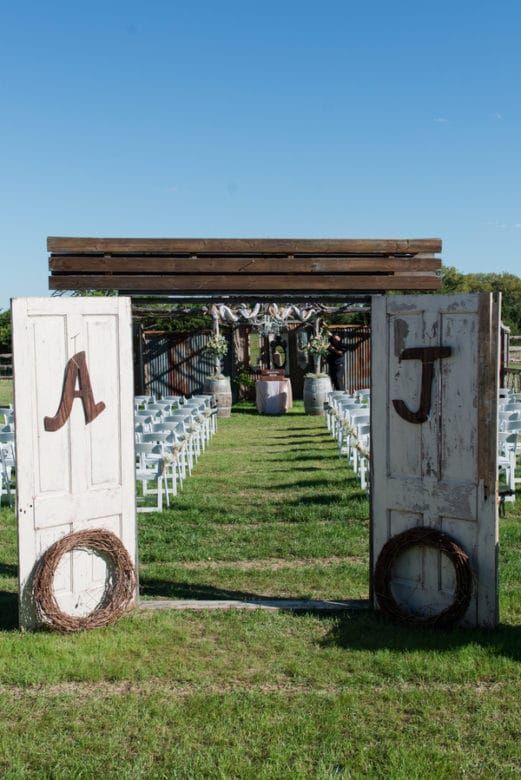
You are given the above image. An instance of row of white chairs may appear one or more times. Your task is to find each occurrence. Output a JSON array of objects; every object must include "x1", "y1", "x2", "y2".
[
  {"x1": 326, "y1": 389, "x2": 371, "y2": 491},
  {"x1": 498, "y1": 388, "x2": 521, "y2": 503},
  {"x1": 1, "y1": 395, "x2": 219, "y2": 512},
  {"x1": 134, "y1": 394, "x2": 217, "y2": 513},
  {"x1": 0, "y1": 405, "x2": 15, "y2": 506},
  {"x1": 325, "y1": 385, "x2": 520, "y2": 503}
]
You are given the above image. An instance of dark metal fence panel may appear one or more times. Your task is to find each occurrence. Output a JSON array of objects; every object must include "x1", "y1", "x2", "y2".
[
  {"x1": 142, "y1": 331, "x2": 232, "y2": 398},
  {"x1": 140, "y1": 325, "x2": 371, "y2": 399},
  {"x1": 341, "y1": 325, "x2": 371, "y2": 393}
]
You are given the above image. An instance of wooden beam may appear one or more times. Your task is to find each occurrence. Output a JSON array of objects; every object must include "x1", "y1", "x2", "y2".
[
  {"x1": 49, "y1": 273, "x2": 441, "y2": 292},
  {"x1": 129, "y1": 294, "x2": 373, "y2": 304},
  {"x1": 47, "y1": 236, "x2": 442, "y2": 255},
  {"x1": 49, "y1": 255, "x2": 441, "y2": 274}
]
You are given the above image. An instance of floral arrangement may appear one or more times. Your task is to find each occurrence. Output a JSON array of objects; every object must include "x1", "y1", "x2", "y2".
[
  {"x1": 204, "y1": 333, "x2": 228, "y2": 378},
  {"x1": 204, "y1": 333, "x2": 228, "y2": 357},
  {"x1": 304, "y1": 331, "x2": 330, "y2": 376},
  {"x1": 305, "y1": 333, "x2": 329, "y2": 358}
]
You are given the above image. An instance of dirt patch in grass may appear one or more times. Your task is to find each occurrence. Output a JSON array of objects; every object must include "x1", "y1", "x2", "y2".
[
  {"x1": 214, "y1": 519, "x2": 353, "y2": 530},
  {"x1": 0, "y1": 678, "x2": 508, "y2": 701},
  {"x1": 142, "y1": 555, "x2": 366, "y2": 571}
]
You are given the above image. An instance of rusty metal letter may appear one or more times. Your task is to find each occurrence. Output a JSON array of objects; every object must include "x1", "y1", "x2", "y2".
[
  {"x1": 44, "y1": 351, "x2": 106, "y2": 432},
  {"x1": 392, "y1": 346, "x2": 451, "y2": 424}
]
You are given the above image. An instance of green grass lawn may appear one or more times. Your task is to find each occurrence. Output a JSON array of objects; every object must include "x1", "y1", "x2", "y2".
[
  {"x1": 0, "y1": 379, "x2": 12, "y2": 406},
  {"x1": 138, "y1": 403, "x2": 369, "y2": 602},
  {"x1": 0, "y1": 401, "x2": 520, "y2": 777}
]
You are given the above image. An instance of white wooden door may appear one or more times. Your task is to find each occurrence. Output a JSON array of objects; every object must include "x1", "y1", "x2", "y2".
[
  {"x1": 12, "y1": 297, "x2": 136, "y2": 629},
  {"x1": 371, "y1": 293, "x2": 500, "y2": 627}
]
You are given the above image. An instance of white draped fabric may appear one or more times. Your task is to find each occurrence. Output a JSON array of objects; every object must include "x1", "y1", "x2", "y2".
[
  {"x1": 209, "y1": 302, "x2": 317, "y2": 326},
  {"x1": 255, "y1": 379, "x2": 293, "y2": 415}
]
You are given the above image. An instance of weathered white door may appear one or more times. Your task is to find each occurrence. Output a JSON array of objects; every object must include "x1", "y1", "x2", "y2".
[
  {"x1": 371, "y1": 293, "x2": 500, "y2": 627},
  {"x1": 12, "y1": 297, "x2": 136, "y2": 629}
]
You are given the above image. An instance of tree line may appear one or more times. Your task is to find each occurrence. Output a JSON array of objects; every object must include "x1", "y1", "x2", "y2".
[{"x1": 439, "y1": 267, "x2": 521, "y2": 334}]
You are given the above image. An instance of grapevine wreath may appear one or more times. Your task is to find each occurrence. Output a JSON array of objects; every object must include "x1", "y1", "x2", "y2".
[
  {"x1": 374, "y1": 527, "x2": 473, "y2": 628},
  {"x1": 33, "y1": 528, "x2": 136, "y2": 632}
]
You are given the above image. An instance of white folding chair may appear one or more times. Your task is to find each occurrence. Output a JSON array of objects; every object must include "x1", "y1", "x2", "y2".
[
  {"x1": 163, "y1": 416, "x2": 197, "y2": 474},
  {"x1": 184, "y1": 400, "x2": 211, "y2": 449},
  {"x1": 134, "y1": 412, "x2": 155, "y2": 431},
  {"x1": 337, "y1": 403, "x2": 364, "y2": 451},
  {"x1": 151, "y1": 421, "x2": 189, "y2": 480},
  {"x1": 498, "y1": 432, "x2": 517, "y2": 501},
  {"x1": 346, "y1": 412, "x2": 370, "y2": 466},
  {"x1": 502, "y1": 403, "x2": 521, "y2": 414},
  {"x1": 166, "y1": 411, "x2": 203, "y2": 463},
  {"x1": 161, "y1": 395, "x2": 184, "y2": 407},
  {"x1": 140, "y1": 432, "x2": 184, "y2": 497},
  {"x1": 134, "y1": 395, "x2": 155, "y2": 411},
  {"x1": 326, "y1": 392, "x2": 351, "y2": 435},
  {"x1": 135, "y1": 442, "x2": 169, "y2": 512},
  {"x1": 0, "y1": 436, "x2": 15, "y2": 507},
  {"x1": 357, "y1": 423, "x2": 371, "y2": 491}
]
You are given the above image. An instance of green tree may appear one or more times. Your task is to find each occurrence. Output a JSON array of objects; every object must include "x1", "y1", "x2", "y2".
[
  {"x1": 0, "y1": 310, "x2": 11, "y2": 353},
  {"x1": 135, "y1": 304, "x2": 212, "y2": 333},
  {"x1": 440, "y1": 266, "x2": 469, "y2": 293},
  {"x1": 441, "y1": 266, "x2": 521, "y2": 333}
]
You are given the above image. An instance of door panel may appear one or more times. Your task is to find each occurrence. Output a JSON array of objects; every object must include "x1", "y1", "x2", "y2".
[
  {"x1": 13, "y1": 297, "x2": 136, "y2": 629},
  {"x1": 371, "y1": 294, "x2": 499, "y2": 627}
]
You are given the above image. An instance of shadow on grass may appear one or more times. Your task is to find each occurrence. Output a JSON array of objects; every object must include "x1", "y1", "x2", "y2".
[
  {"x1": 268, "y1": 476, "x2": 362, "y2": 491},
  {"x1": 263, "y1": 437, "x2": 330, "y2": 445},
  {"x1": 139, "y1": 576, "x2": 342, "y2": 604},
  {"x1": 276, "y1": 465, "x2": 343, "y2": 473},
  {"x1": 140, "y1": 577, "x2": 521, "y2": 662},
  {"x1": 267, "y1": 430, "x2": 329, "y2": 437},
  {"x1": 0, "y1": 591, "x2": 18, "y2": 630},
  {"x1": 317, "y1": 610, "x2": 521, "y2": 662},
  {"x1": 282, "y1": 492, "x2": 367, "y2": 506},
  {"x1": 266, "y1": 454, "x2": 339, "y2": 462},
  {"x1": 0, "y1": 563, "x2": 17, "y2": 577},
  {"x1": 281, "y1": 426, "x2": 327, "y2": 432}
]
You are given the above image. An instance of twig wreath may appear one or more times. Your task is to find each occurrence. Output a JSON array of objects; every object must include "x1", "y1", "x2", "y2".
[
  {"x1": 374, "y1": 527, "x2": 473, "y2": 628},
  {"x1": 33, "y1": 528, "x2": 136, "y2": 632}
]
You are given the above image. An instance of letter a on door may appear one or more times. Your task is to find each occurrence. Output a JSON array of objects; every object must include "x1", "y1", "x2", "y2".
[{"x1": 12, "y1": 297, "x2": 137, "y2": 629}]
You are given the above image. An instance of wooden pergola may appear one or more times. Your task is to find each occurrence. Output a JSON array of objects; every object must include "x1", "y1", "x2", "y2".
[{"x1": 48, "y1": 237, "x2": 442, "y2": 300}]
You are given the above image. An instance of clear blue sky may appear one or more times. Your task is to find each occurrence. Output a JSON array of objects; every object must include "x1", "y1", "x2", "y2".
[{"x1": 1, "y1": 0, "x2": 520, "y2": 309}]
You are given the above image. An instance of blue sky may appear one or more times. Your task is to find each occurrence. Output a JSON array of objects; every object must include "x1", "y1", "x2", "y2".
[{"x1": 1, "y1": 0, "x2": 520, "y2": 309}]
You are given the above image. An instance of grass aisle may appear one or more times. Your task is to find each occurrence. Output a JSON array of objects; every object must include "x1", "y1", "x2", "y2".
[
  {"x1": 0, "y1": 401, "x2": 519, "y2": 776},
  {"x1": 139, "y1": 401, "x2": 369, "y2": 602}
]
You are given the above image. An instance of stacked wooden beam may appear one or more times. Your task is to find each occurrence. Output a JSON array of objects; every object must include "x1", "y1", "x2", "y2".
[{"x1": 48, "y1": 237, "x2": 442, "y2": 295}]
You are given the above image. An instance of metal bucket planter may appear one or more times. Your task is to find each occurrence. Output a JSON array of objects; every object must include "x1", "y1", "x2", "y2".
[
  {"x1": 303, "y1": 375, "x2": 331, "y2": 416},
  {"x1": 204, "y1": 376, "x2": 232, "y2": 418}
]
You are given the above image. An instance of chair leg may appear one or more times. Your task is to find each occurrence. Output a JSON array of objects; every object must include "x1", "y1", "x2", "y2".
[
  {"x1": 157, "y1": 476, "x2": 163, "y2": 511},
  {"x1": 164, "y1": 473, "x2": 170, "y2": 509},
  {"x1": 171, "y1": 463, "x2": 178, "y2": 497}
]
